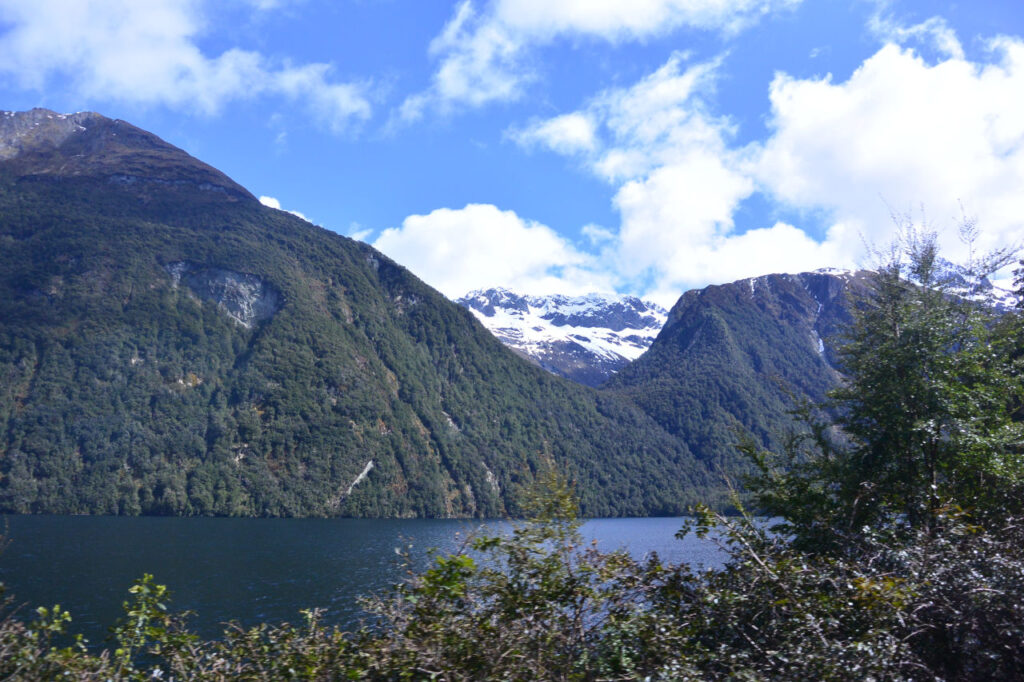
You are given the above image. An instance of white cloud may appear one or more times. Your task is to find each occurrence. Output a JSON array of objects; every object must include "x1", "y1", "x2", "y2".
[
  {"x1": 612, "y1": 149, "x2": 755, "y2": 281},
  {"x1": 404, "y1": 0, "x2": 801, "y2": 116},
  {"x1": 581, "y1": 223, "x2": 615, "y2": 246},
  {"x1": 0, "y1": 0, "x2": 371, "y2": 131},
  {"x1": 868, "y1": 8, "x2": 964, "y2": 60},
  {"x1": 510, "y1": 53, "x2": 771, "y2": 297},
  {"x1": 243, "y1": 0, "x2": 288, "y2": 9},
  {"x1": 373, "y1": 204, "x2": 613, "y2": 297},
  {"x1": 502, "y1": 28, "x2": 1024, "y2": 302},
  {"x1": 425, "y1": 1, "x2": 525, "y2": 111},
  {"x1": 259, "y1": 195, "x2": 310, "y2": 221},
  {"x1": 347, "y1": 222, "x2": 373, "y2": 242},
  {"x1": 756, "y1": 39, "x2": 1024, "y2": 263},
  {"x1": 511, "y1": 112, "x2": 597, "y2": 154},
  {"x1": 492, "y1": 0, "x2": 797, "y2": 39}
]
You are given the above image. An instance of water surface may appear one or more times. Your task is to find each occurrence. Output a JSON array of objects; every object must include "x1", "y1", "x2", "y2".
[{"x1": 0, "y1": 515, "x2": 726, "y2": 645}]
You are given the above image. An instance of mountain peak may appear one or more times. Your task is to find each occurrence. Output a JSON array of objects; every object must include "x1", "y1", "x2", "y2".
[
  {"x1": 0, "y1": 108, "x2": 252, "y2": 200},
  {"x1": 0, "y1": 108, "x2": 104, "y2": 160},
  {"x1": 456, "y1": 289, "x2": 667, "y2": 387}
]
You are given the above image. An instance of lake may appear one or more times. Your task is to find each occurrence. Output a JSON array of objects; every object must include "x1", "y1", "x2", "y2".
[{"x1": 0, "y1": 515, "x2": 728, "y2": 646}]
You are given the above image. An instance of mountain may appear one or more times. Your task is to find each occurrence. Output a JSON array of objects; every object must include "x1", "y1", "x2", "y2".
[
  {"x1": 0, "y1": 108, "x2": 251, "y2": 199},
  {"x1": 0, "y1": 108, "x2": 712, "y2": 518},
  {"x1": 932, "y1": 257, "x2": 1018, "y2": 310},
  {"x1": 605, "y1": 269, "x2": 873, "y2": 472},
  {"x1": 456, "y1": 289, "x2": 666, "y2": 387}
]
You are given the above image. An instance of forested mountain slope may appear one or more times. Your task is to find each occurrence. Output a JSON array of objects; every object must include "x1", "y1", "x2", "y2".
[
  {"x1": 0, "y1": 109, "x2": 710, "y2": 518},
  {"x1": 605, "y1": 270, "x2": 872, "y2": 472}
]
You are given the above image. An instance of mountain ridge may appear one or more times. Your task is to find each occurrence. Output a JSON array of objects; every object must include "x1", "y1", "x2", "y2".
[
  {"x1": 0, "y1": 108, "x2": 252, "y2": 199},
  {"x1": 603, "y1": 269, "x2": 874, "y2": 472}
]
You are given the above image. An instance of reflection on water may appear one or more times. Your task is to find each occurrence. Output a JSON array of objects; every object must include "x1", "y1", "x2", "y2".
[{"x1": 0, "y1": 515, "x2": 727, "y2": 645}]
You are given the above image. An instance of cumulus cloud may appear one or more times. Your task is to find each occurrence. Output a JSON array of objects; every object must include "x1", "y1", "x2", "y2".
[
  {"x1": 503, "y1": 27, "x2": 1024, "y2": 302},
  {"x1": 0, "y1": 0, "x2": 371, "y2": 131},
  {"x1": 510, "y1": 53, "x2": 773, "y2": 299},
  {"x1": 402, "y1": 0, "x2": 801, "y2": 117},
  {"x1": 611, "y1": 149, "x2": 755, "y2": 284},
  {"x1": 756, "y1": 39, "x2": 1024, "y2": 262},
  {"x1": 373, "y1": 204, "x2": 613, "y2": 297}
]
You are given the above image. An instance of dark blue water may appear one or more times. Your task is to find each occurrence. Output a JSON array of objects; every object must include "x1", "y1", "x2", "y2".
[{"x1": 0, "y1": 515, "x2": 726, "y2": 646}]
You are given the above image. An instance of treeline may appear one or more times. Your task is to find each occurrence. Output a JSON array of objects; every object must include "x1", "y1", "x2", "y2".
[{"x1": 1, "y1": 232, "x2": 1022, "y2": 679}]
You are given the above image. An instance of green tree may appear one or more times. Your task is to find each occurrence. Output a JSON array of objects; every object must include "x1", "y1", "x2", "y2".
[{"x1": 752, "y1": 221, "x2": 1024, "y2": 545}]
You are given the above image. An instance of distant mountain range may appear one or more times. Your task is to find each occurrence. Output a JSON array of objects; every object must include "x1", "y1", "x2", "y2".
[
  {"x1": 458, "y1": 267, "x2": 1016, "y2": 479},
  {"x1": 456, "y1": 289, "x2": 666, "y2": 387},
  {"x1": 455, "y1": 271, "x2": 871, "y2": 476}
]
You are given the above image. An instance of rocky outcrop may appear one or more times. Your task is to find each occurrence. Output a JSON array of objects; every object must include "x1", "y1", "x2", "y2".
[
  {"x1": 167, "y1": 261, "x2": 280, "y2": 328},
  {"x1": 0, "y1": 109, "x2": 101, "y2": 160},
  {"x1": 0, "y1": 108, "x2": 253, "y2": 199}
]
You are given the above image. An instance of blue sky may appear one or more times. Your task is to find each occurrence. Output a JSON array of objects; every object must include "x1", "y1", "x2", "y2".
[{"x1": 2, "y1": 0, "x2": 1023, "y2": 305}]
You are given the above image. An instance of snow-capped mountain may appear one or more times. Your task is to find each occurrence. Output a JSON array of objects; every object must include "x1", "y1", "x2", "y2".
[
  {"x1": 931, "y1": 257, "x2": 1018, "y2": 310},
  {"x1": 456, "y1": 288, "x2": 667, "y2": 387}
]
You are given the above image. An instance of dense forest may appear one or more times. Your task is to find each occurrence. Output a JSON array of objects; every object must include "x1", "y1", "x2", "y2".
[
  {"x1": 0, "y1": 113, "x2": 716, "y2": 518},
  {"x1": 2, "y1": 230, "x2": 1021, "y2": 679}
]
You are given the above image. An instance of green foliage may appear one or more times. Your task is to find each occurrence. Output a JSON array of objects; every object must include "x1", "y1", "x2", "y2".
[
  {"x1": 0, "y1": 574, "x2": 358, "y2": 680},
  {"x1": 748, "y1": 224, "x2": 1024, "y2": 547},
  {"x1": 353, "y1": 475, "x2": 656, "y2": 679},
  {"x1": 3, "y1": 359, "x2": 1024, "y2": 678},
  {"x1": 1014, "y1": 257, "x2": 1024, "y2": 309}
]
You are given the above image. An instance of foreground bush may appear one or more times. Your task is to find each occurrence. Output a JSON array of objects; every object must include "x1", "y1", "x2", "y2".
[{"x1": 2, "y1": 497, "x2": 1024, "y2": 680}]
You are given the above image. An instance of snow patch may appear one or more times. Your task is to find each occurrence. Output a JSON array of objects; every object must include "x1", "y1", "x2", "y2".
[{"x1": 814, "y1": 267, "x2": 854, "y2": 277}]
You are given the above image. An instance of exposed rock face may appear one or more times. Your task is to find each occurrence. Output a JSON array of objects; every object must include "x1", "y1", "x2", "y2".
[
  {"x1": 167, "y1": 261, "x2": 280, "y2": 327},
  {"x1": 457, "y1": 288, "x2": 666, "y2": 387},
  {"x1": 0, "y1": 108, "x2": 252, "y2": 199},
  {"x1": 0, "y1": 109, "x2": 99, "y2": 160}
]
